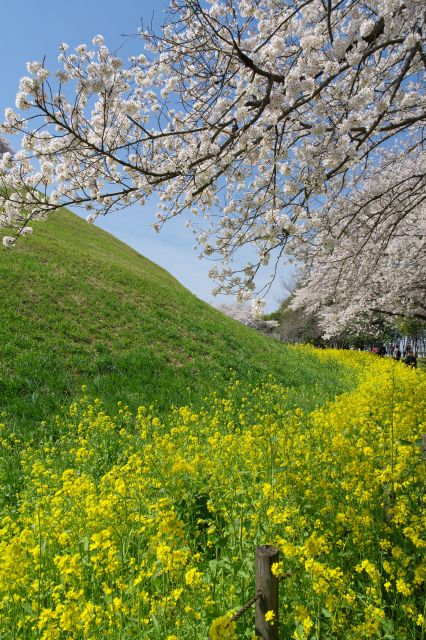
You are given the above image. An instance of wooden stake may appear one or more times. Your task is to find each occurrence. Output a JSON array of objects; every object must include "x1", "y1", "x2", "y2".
[{"x1": 255, "y1": 545, "x2": 279, "y2": 640}]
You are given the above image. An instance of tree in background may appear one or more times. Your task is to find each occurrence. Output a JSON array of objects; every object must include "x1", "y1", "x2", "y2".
[
  {"x1": 291, "y1": 160, "x2": 426, "y2": 336},
  {"x1": 219, "y1": 301, "x2": 279, "y2": 333},
  {"x1": 266, "y1": 296, "x2": 324, "y2": 345},
  {"x1": 394, "y1": 316, "x2": 426, "y2": 356},
  {"x1": 266, "y1": 292, "x2": 397, "y2": 348},
  {"x1": 0, "y1": 0, "x2": 424, "y2": 335}
]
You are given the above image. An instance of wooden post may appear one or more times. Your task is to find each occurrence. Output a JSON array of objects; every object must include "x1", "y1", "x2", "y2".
[{"x1": 255, "y1": 545, "x2": 279, "y2": 640}]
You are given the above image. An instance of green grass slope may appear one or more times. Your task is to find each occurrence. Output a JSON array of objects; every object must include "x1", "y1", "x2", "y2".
[{"x1": 1, "y1": 209, "x2": 347, "y2": 433}]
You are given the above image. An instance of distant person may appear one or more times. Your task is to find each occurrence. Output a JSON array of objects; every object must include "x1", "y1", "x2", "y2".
[
  {"x1": 403, "y1": 350, "x2": 417, "y2": 368},
  {"x1": 378, "y1": 345, "x2": 386, "y2": 356},
  {"x1": 393, "y1": 346, "x2": 401, "y2": 361},
  {"x1": 372, "y1": 345, "x2": 379, "y2": 354}
]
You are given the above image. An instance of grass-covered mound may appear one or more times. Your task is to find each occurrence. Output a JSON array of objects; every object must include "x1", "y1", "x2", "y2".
[
  {"x1": 1, "y1": 209, "x2": 348, "y2": 435},
  {"x1": 0, "y1": 351, "x2": 424, "y2": 639}
]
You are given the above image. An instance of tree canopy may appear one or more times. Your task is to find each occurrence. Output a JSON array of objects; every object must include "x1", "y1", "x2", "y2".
[{"x1": 0, "y1": 0, "x2": 425, "y2": 334}]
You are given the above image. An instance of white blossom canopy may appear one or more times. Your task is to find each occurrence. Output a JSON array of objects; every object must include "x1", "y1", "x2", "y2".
[
  {"x1": 0, "y1": 0, "x2": 425, "y2": 332},
  {"x1": 292, "y1": 151, "x2": 426, "y2": 332}
]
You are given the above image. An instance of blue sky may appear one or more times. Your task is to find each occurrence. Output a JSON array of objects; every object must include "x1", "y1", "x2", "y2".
[{"x1": 1, "y1": 0, "x2": 291, "y2": 312}]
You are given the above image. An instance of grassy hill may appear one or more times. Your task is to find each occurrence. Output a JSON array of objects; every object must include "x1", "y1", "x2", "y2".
[{"x1": 1, "y1": 209, "x2": 347, "y2": 435}]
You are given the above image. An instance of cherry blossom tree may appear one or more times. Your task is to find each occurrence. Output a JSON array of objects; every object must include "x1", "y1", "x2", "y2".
[
  {"x1": 292, "y1": 151, "x2": 426, "y2": 334},
  {"x1": 0, "y1": 0, "x2": 424, "y2": 334},
  {"x1": 219, "y1": 300, "x2": 279, "y2": 331}
]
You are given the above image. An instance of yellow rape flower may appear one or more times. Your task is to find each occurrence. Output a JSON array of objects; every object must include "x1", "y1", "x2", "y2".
[
  {"x1": 209, "y1": 613, "x2": 237, "y2": 640},
  {"x1": 265, "y1": 610, "x2": 276, "y2": 625},
  {"x1": 185, "y1": 567, "x2": 203, "y2": 587}
]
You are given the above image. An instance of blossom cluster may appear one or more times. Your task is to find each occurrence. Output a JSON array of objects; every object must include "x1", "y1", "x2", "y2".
[{"x1": 0, "y1": 349, "x2": 424, "y2": 638}]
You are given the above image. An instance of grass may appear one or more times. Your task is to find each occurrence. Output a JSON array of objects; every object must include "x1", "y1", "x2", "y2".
[{"x1": 1, "y1": 209, "x2": 350, "y2": 441}]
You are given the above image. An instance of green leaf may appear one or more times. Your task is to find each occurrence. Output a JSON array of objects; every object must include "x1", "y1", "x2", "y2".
[
  {"x1": 151, "y1": 614, "x2": 160, "y2": 636},
  {"x1": 209, "y1": 559, "x2": 227, "y2": 573},
  {"x1": 237, "y1": 569, "x2": 251, "y2": 580}
]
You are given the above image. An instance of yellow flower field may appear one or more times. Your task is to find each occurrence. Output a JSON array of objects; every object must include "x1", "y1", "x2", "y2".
[{"x1": 0, "y1": 349, "x2": 424, "y2": 639}]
